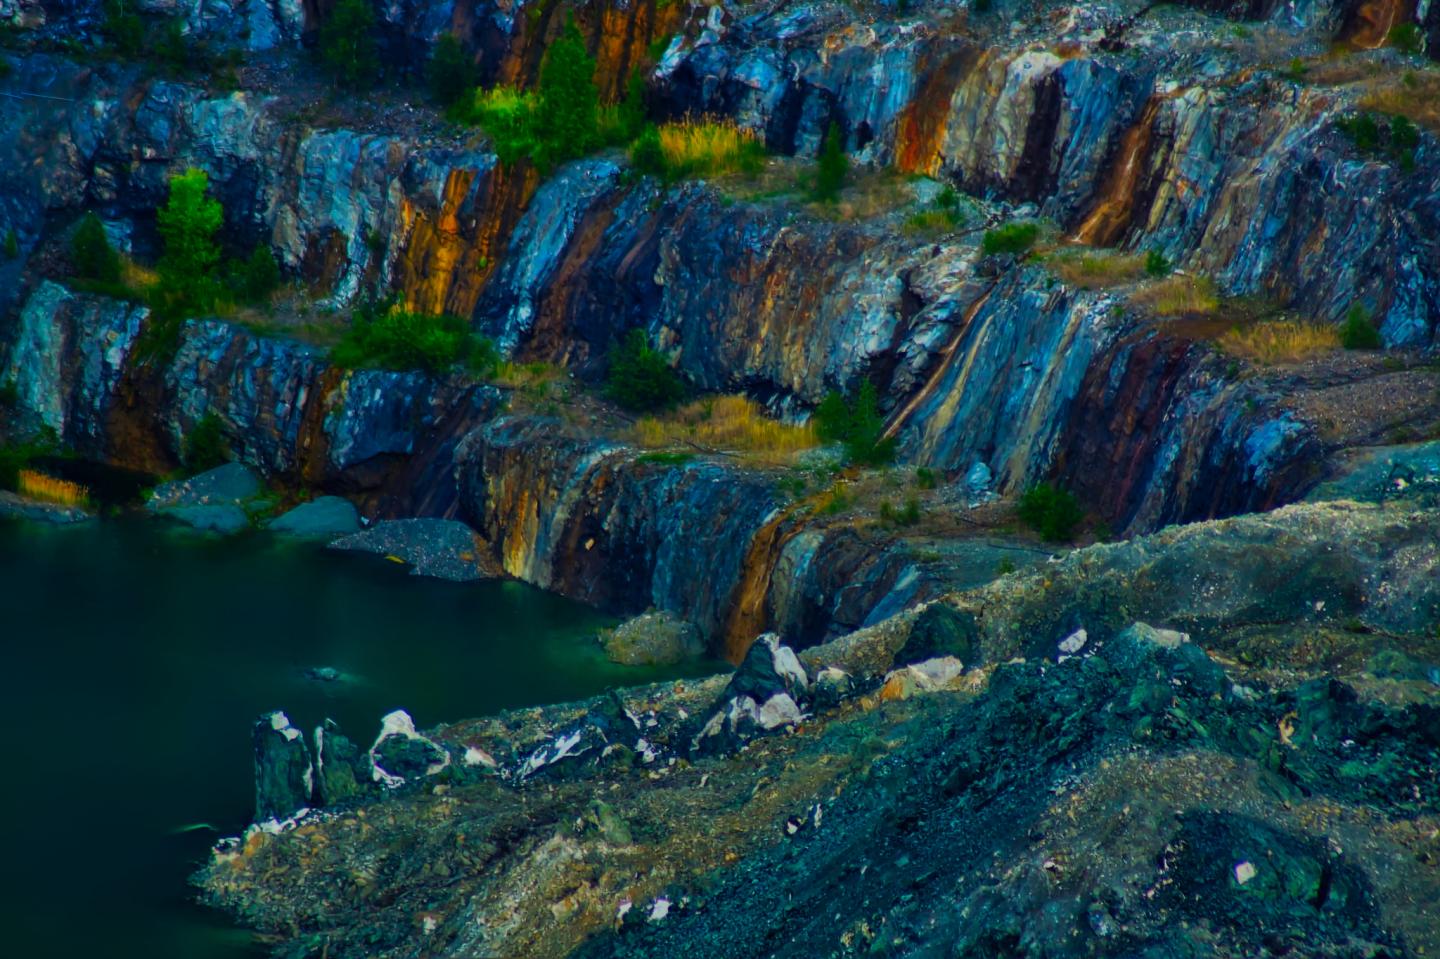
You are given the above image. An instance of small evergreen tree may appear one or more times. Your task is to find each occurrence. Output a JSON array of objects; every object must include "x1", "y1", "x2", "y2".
[
  {"x1": 237, "y1": 246, "x2": 281, "y2": 304},
  {"x1": 157, "y1": 168, "x2": 224, "y2": 308},
  {"x1": 321, "y1": 0, "x2": 380, "y2": 88},
  {"x1": 1017, "y1": 482, "x2": 1083, "y2": 542},
  {"x1": 3, "y1": 228, "x2": 19, "y2": 260},
  {"x1": 101, "y1": 0, "x2": 144, "y2": 57},
  {"x1": 427, "y1": 33, "x2": 473, "y2": 107},
  {"x1": 605, "y1": 329, "x2": 684, "y2": 412},
  {"x1": 811, "y1": 122, "x2": 848, "y2": 203},
  {"x1": 813, "y1": 380, "x2": 895, "y2": 466},
  {"x1": 1339, "y1": 304, "x2": 1382, "y2": 350},
  {"x1": 72, "y1": 213, "x2": 121, "y2": 283},
  {"x1": 532, "y1": 18, "x2": 599, "y2": 169}
]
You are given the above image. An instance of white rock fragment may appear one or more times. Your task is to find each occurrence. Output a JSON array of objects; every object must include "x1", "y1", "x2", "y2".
[{"x1": 1234, "y1": 861, "x2": 1257, "y2": 885}]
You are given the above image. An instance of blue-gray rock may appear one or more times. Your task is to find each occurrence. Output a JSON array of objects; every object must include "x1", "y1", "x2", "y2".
[
  {"x1": 268, "y1": 497, "x2": 362, "y2": 539},
  {"x1": 0, "y1": 490, "x2": 91, "y2": 525},
  {"x1": 149, "y1": 463, "x2": 261, "y2": 511},
  {"x1": 253, "y1": 711, "x2": 312, "y2": 823},
  {"x1": 328, "y1": 518, "x2": 493, "y2": 582},
  {"x1": 162, "y1": 504, "x2": 251, "y2": 535}
]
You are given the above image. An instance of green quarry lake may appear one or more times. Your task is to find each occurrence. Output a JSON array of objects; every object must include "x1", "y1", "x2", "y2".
[{"x1": 0, "y1": 516, "x2": 715, "y2": 958}]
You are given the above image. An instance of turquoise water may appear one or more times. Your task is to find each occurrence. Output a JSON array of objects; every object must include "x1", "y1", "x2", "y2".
[{"x1": 0, "y1": 516, "x2": 717, "y2": 958}]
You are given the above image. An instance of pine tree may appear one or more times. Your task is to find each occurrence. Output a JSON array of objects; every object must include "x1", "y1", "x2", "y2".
[
  {"x1": 157, "y1": 168, "x2": 223, "y2": 307},
  {"x1": 812, "y1": 121, "x2": 848, "y2": 203},
  {"x1": 427, "y1": 33, "x2": 473, "y2": 107},
  {"x1": 71, "y1": 213, "x2": 121, "y2": 283},
  {"x1": 320, "y1": 0, "x2": 380, "y2": 88},
  {"x1": 533, "y1": 18, "x2": 599, "y2": 169}
]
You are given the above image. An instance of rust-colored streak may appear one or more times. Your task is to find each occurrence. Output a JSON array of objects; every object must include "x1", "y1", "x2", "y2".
[
  {"x1": 104, "y1": 358, "x2": 177, "y2": 475},
  {"x1": 882, "y1": 284, "x2": 996, "y2": 443},
  {"x1": 396, "y1": 161, "x2": 538, "y2": 318},
  {"x1": 1071, "y1": 97, "x2": 1162, "y2": 248},
  {"x1": 893, "y1": 46, "x2": 978, "y2": 175},
  {"x1": 520, "y1": 195, "x2": 619, "y2": 365},
  {"x1": 1343, "y1": 0, "x2": 1405, "y2": 49},
  {"x1": 496, "y1": 0, "x2": 681, "y2": 101},
  {"x1": 722, "y1": 509, "x2": 800, "y2": 664},
  {"x1": 296, "y1": 366, "x2": 346, "y2": 489}
]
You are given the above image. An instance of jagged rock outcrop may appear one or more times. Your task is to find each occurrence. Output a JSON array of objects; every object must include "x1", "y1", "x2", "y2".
[{"x1": 198, "y1": 496, "x2": 1440, "y2": 959}]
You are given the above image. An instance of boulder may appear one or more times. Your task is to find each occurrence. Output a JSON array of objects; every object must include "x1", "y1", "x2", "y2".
[
  {"x1": 149, "y1": 464, "x2": 262, "y2": 534},
  {"x1": 269, "y1": 496, "x2": 361, "y2": 539},
  {"x1": 253, "y1": 711, "x2": 313, "y2": 823},
  {"x1": 515, "y1": 695, "x2": 645, "y2": 782},
  {"x1": 329, "y1": 519, "x2": 493, "y2": 582},
  {"x1": 878, "y1": 656, "x2": 967, "y2": 702},
  {"x1": 601, "y1": 611, "x2": 705, "y2": 666},
  {"x1": 367, "y1": 710, "x2": 450, "y2": 787},
  {"x1": 691, "y1": 634, "x2": 809, "y2": 755},
  {"x1": 313, "y1": 719, "x2": 370, "y2": 807}
]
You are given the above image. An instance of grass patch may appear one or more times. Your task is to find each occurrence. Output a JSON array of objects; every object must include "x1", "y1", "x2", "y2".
[
  {"x1": 17, "y1": 469, "x2": 90, "y2": 507},
  {"x1": 981, "y1": 222, "x2": 1040, "y2": 257},
  {"x1": 631, "y1": 118, "x2": 765, "y2": 181},
  {"x1": 631, "y1": 395, "x2": 818, "y2": 464},
  {"x1": 1129, "y1": 274, "x2": 1220, "y2": 317},
  {"x1": 1217, "y1": 320, "x2": 1341, "y2": 364},
  {"x1": 1048, "y1": 249, "x2": 1146, "y2": 289}
]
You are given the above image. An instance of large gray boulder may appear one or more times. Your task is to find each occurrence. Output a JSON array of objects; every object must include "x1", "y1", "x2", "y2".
[
  {"x1": 268, "y1": 496, "x2": 362, "y2": 539},
  {"x1": 253, "y1": 711, "x2": 312, "y2": 823},
  {"x1": 148, "y1": 463, "x2": 263, "y2": 534}
]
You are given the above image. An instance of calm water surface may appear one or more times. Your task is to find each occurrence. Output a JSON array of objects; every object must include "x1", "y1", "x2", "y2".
[{"x1": 0, "y1": 516, "x2": 716, "y2": 958}]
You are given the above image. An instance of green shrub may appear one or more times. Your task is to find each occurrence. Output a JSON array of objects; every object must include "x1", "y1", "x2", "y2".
[
  {"x1": 602, "y1": 68, "x2": 649, "y2": 145},
  {"x1": 1387, "y1": 23, "x2": 1424, "y2": 56},
  {"x1": 466, "y1": 86, "x2": 537, "y2": 164},
  {"x1": 811, "y1": 122, "x2": 848, "y2": 203},
  {"x1": 605, "y1": 329, "x2": 685, "y2": 413},
  {"x1": 235, "y1": 246, "x2": 281, "y2": 304},
  {"x1": 332, "y1": 303, "x2": 500, "y2": 375},
  {"x1": 880, "y1": 495, "x2": 921, "y2": 527},
  {"x1": 1337, "y1": 112, "x2": 1417, "y2": 169},
  {"x1": 981, "y1": 221, "x2": 1039, "y2": 257},
  {"x1": 4, "y1": 228, "x2": 20, "y2": 260},
  {"x1": 1339, "y1": 304, "x2": 1382, "y2": 350},
  {"x1": 1017, "y1": 482, "x2": 1083, "y2": 542},
  {"x1": 320, "y1": 0, "x2": 380, "y2": 88},
  {"x1": 1144, "y1": 249, "x2": 1171, "y2": 277},
  {"x1": 813, "y1": 380, "x2": 896, "y2": 467},
  {"x1": 1281, "y1": 58, "x2": 1307, "y2": 82},
  {"x1": 914, "y1": 466, "x2": 937, "y2": 490},
  {"x1": 0, "y1": 377, "x2": 18, "y2": 408},
  {"x1": 427, "y1": 33, "x2": 473, "y2": 107},
  {"x1": 71, "y1": 213, "x2": 121, "y2": 283},
  {"x1": 102, "y1": 0, "x2": 144, "y2": 57},
  {"x1": 182, "y1": 412, "x2": 230, "y2": 474},
  {"x1": 1336, "y1": 113, "x2": 1380, "y2": 151}
]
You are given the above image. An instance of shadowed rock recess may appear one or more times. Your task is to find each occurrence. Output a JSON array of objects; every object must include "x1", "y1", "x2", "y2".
[{"x1": 2, "y1": 0, "x2": 1439, "y2": 954}]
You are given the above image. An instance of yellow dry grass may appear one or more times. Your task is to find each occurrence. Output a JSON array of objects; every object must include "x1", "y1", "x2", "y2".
[
  {"x1": 1130, "y1": 274, "x2": 1220, "y2": 317},
  {"x1": 1359, "y1": 71, "x2": 1440, "y2": 132},
  {"x1": 657, "y1": 118, "x2": 763, "y2": 178},
  {"x1": 1217, "y1": 321, "x2": 1341, "y2": 364},
  {"x1": 18, "y1": 469, "x2": 89, "y2": 507},
  {"x1": 631, "y1": 395, "x2": 819, "y2": 464},
  {"x1": 1049, "y1": 250, "x2": 1146, "y2": 289}
]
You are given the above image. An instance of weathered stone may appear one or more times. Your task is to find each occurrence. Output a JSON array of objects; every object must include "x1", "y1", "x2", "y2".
[
  {"x1": 268, "y1": 496, "x2": 362, "y2": 539},
  {"x1": 253, "y1": 711, "x2": 311, "y2": 823},
  {"x1": 329, "y1": 519, "x2": 492, "y2": 582},
  {"x1": 601, "y1": 611, "x2": 704, "y2": 666}
]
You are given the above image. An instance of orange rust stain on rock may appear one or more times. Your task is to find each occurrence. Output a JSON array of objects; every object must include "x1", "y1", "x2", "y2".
[
  {"x1": 1343, "y1": 0, "x2": 1405, "y2": 49},
  {"x1": 894, "y1": 46, "x2": 979, "y2": 175},
  {"x1": 722, "y1": 509, "x2": 801, "y2": 663},
  {"x1": 520, "y1": 195, "x2": 619, "y2": 364},
  {"x1": 297, "y1": 365, "x2": 346, "y2": 487},
  {"x1": 397, "y1": 162, "x2": 538, "y2": 318},
  {"x1": 1071, "y1": 97, "x2": 1162, "y2": 248}
]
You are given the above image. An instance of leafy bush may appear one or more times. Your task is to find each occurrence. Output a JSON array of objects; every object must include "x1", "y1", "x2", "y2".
[
  {"x1": 72, "y1": 213, "x2": 121, "y2": 283},
  {"x1": 320, "y1": 0, "x2": 380, "y2": 88},
  {"x1": 1337, "y1": 111, "x2": 1419, "y2": 170},
  {"x1": 155, "y1": 17, "x2": 191, "y2": 69},
  {"x1": 914, "y1": 466, "x2": 937, "y2": 490},
  {"x1": 1144, "y1": 249, "x2": 1171, "y2": 277},
  {"x1": 601, "y1": 68, "x2": 649, "y2": 146},
  {"x1": 630, "y1": 119, "x2": 765, "y2": 181},
  {"x1": 812, "y1": 122, "x2": 848, "y2": 203},
  {"x1": 1339, "y1": 304, "x2": 1382, "y2": 350},
  {"x1": 465, "y1": 86, "x2": 538, "y2": 164},
  {"x1": 981, "y1": 222, "x2": 1039, "y2": 256},
  {"x1": 234, "y1": 246, "x2": 281, "y2": 304},
  {"x1": 813, "y1": 380, "x2": 896, "y2": 467},
  {"x1": 182, "y1": 413, "x2": 230, "y2": 474},
  {"x1": 3, "y1": 229, "x2": 18, "y2": 259},
  {"x1": 0, "y1": 377, "x2": 18, "y2": 407},
  {"x1": 605, "y1": 329, "x2": 685, "y2": 412},
  {"x1": 332, "y1": 303, "x2": 500, "y2": 375},
  {"x1": 1387, "y1": 23, "x2": 1424, "y2": 56},
  {"x1": 1017, "y1": 482, "x2": 1083, "y2": 542},
  {"x1": 880, "y1": 496, "x2": 921, "y2": 527},
  {"x1": 427, "y1": 34, "x2": 473, "y2": 107}
]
